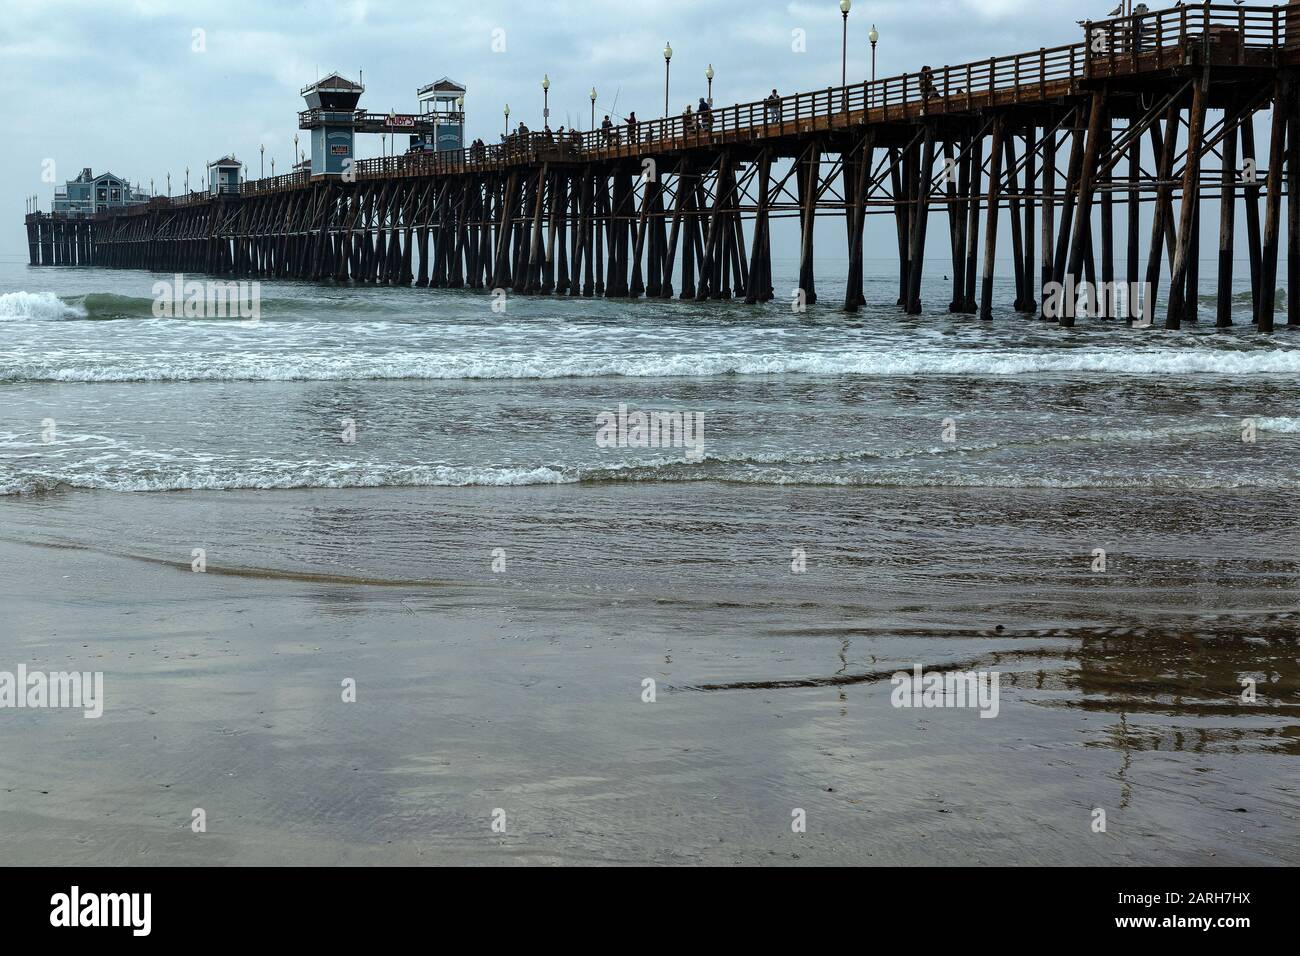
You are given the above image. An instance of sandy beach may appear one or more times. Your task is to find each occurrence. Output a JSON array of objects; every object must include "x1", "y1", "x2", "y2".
[{"x1": 2, "y1": 484, "x2": 1295, "y2": 866}]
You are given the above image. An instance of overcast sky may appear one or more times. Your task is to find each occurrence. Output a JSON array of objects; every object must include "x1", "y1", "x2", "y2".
[{"x1": 3, "y1": 0, "x2": 1104, "y2": 260}]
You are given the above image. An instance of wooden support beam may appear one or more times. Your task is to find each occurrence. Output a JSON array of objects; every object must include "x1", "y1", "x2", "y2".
[
  {"x1": 797, "y1": 145, "x2": 819, "y2": 304},
  {"x1": 947, "y1": 137, "x2": 968, "y2": 313},
  {"x1": 748, "y1": 152, "x2": 773, "y2": 305},
  {"x1": 1127, "y1": 121, "x2": 1140, "y2": 308},
  {"x1": 1165, "y1": 82, "x2": 1207, "y2": 329},
  {"x1": 1217, "y1": 120, "x2": 1238, "y2": 327},
  {"x1": 664, "y1": 160, "x2": 689, "y2": 299},
  {"x1": 1004, "y1": 133, "x2": 1027, "y2": 312},
  {"x1": 595, "y1": 172, "x2": 607, "y2": 297},
  {"x1": 679, "y1": 179, "x2": 698, "y2": 299},
  {"x1": 905, "y1": 126, "x2": 935, "y2": 314},
  {"x1": 963, "y1": 135, "x2": 982, "y2": 313},
  {"x1": 1143, "y1": 103, "x2": 1179, "y2": 320},
  {"x1": 1052, "y1": 114, "x2": 1086, "y2": 291},
  {"x1": 1242, "y1": 113, "x2": 1264, "y2": 323},
  {"x1": 1023, "y1": 128, "x2": 1037, "y2": 314},
  {"x1": 1062, "y1": 91, "x2": 1109, "y2": 328},
  {"x1": 979, "y1": 118, "x2": 1005, "y2": 321},
  {"x1": 1185, "y1": 187, "x2": 1201, "y2": 324},
  {"x1": 1258, "y1": 80, "x2": 1287, "y2": 334},
  {"x1": 1040, "y1": 127, "x2": 1055, "y2": 318},
  {"x1": 843, "y1": 141, "x2": 869, "y2": 310},
  {"x1": 1288, "y1": 110, "x2": 1300, "y2": 326},
  {"x1": 630, "y1": 173, "x2": 651, "y2": 298},
  {"x1": 891, "y1": 147, "x2": 909, "y2": 307},
  {"x1": 1100, "y1": 119, "x2": 1114, "y2": 318}
]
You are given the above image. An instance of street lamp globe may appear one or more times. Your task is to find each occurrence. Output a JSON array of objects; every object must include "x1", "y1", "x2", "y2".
[
  {"x1": 590, "y1": 87, "x2": 597, "y2": 102},
  {"x1": 664, "y1": 41, "x2": 672, "y2": 61},
  {"x1": 869, "y1": 24, "x2": 879, "y2": 44},
  {"x1": 841, "y1": 0, "x2": 851, "y2": 13},
  {"x1": 542, "y1": 74, "x2": 549, "y2": 91},
  {"x1": 705, "y1": 64, "x2": 714, "y2": 81}
]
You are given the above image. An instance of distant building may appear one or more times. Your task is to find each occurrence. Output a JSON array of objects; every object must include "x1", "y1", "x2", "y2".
[
  {"x1": 414, "y1": 77, "x2": 465, "y2": 152},
  {"x1": 52, "y1": 168, "x2": 150, "y2": 215},
  {"x1": 207, "y1": 155, "x2": 243, "y2": 196},
  {"x1": 301, "y1": 72, "x2": 365, "y2": 176}
]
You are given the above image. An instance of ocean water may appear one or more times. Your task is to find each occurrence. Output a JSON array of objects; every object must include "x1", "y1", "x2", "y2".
[
  {"x1": 1, "y1": 256, "x2": 1297, "y2": 866},
  {"x1": 3, "y1": 259, "x2": 1299, "y2": 496},
  {"x1": 4, "y1": 257, "x2": 1300, "y2": 600}
]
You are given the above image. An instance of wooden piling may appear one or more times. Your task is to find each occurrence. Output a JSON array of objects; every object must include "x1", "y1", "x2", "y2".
[
  {"x1": 905, "y1": 126, "x2": 935, "y2": 314},
  {"x1": 1165, "y1": 81, "x2": 1207, "y2": 329},
  {"x1": 979, "y1": 118, "x2": 1005, "y2": 321},
  {"x1": 1258, "y1": 80, "x2": 1286, "y2": 334}
]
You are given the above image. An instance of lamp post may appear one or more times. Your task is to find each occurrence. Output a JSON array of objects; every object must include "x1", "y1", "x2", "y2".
[
  {"x1": 869, "y1": 24, "x2": 879, "y2": 82},
  {"x1": 590, "y1": 87, "x2": 597, "y2": 131},
  {"x1": 504, "y1": 103, "x2": 510, "y2": 135},
  {"x1": 542, "y1": 74, "x2": 550, "y2": 127},
  {"x1": 271, "y1": 158, "x2": 275, "y2": 177},
  {"x1": 663, "y1": 42, "x2": 672, "y2": 117},
  {"x1": 166, "y1": 173, "x2": 171, "y2": 197},
  {"x1": 184, "y1": 166, "x2": 189, "y2": 195},
  {"x1": 840, "y1": 0, "x2": 851, "y2": 89},
  {"x1": 706, "y1": 64, "x2": 714, "y2": 107},
  {"x1": 294, "y1": 133, "x2": 299, "y2": 168},
  {"x1": 260, "y1": 143, "x2": 264, "y2": 178}
]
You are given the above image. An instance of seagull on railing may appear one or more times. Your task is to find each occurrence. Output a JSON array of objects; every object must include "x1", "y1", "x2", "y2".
[{"x1": 1107, "y1": 3, "x2": 1122, "y2": 15}]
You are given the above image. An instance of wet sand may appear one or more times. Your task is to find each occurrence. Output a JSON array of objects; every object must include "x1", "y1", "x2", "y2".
[{"x1": 0, "y1": 485, "x2": 1295, "y2": 866}]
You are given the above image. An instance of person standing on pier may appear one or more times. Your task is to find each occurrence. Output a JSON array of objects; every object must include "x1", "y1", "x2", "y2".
[
  {"x1": 765, "y1": 89, "x2": 781, "y2": 123},
  {"x1": 697, "y1": 97, "x2": 712, "y2": 131},
  {"x1": 920, "y1": 66, "x2": 937, "y2": 101},
  {"x1": 1132, "y1": 3, "x2": 1149, "y2": 50},
  {"x1": 626, "y1": 111, "x2": 639, "y2": 144}
]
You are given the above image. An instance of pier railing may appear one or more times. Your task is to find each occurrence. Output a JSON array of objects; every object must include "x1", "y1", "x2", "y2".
[
  {"x1": 1085, "y1": 2, "x2": 1294, "y2": 77},
  {"x1": 242, "y1": 170, "x2": 309, "y2": 195}
]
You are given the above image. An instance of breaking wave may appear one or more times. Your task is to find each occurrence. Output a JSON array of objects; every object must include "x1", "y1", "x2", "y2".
[
  {"x1": 6, "y1": 346, "x2": 1300, "y2": 382},
  {"x1": 7, "y1": 464, "x2": 1296, "y2": 495},
  {"x1": 0, "y1": 289, "x2": 366, "y2": 323},
  {"x1": 6, "y1": 417, "x2": 1299, "y2": 495},
  {"x1": 0, "y1": 291, "x2": 85, "y2": 321}
]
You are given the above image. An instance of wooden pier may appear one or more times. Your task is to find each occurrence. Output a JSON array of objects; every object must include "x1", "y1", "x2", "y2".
[{"x1": 23, "y1": 3, "x2": 1300, "y2": 331}]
